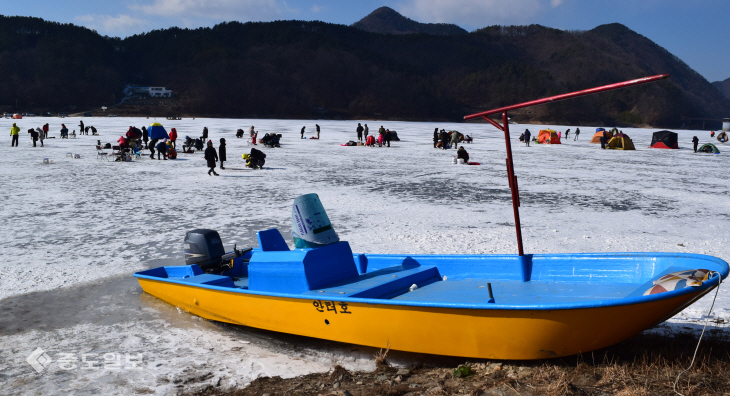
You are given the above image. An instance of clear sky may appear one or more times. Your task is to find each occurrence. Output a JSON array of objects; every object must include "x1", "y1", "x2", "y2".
[{"x1": 5, "y1": 0, "x2": 729, "y2": 82}]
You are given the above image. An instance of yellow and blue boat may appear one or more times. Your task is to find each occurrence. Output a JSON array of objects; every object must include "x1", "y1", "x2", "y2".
[{"x1": 134, "y1": 223, "x2": 727, "y2": 360}]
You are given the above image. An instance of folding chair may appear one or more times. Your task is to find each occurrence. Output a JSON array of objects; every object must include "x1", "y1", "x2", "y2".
[
  {"x1": 111, "y1": 145, "x2": 122, "y2": 161},
  {"x1": 96, "y1": 145, "x2": 110, "y2": 161}
]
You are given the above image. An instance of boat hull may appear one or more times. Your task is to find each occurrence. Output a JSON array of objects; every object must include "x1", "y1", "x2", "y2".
[{"x1": 137, "y1": 277, "x2": 712, "y2": 359}]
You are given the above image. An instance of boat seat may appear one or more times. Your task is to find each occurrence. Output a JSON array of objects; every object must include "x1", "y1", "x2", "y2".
[
  {"x1": 136, "y1": 264, "x2": 204, "y2": 279},
  {"x1": 248, "y1": 241, "x2": 360, "y2": 293},
  {"x1": 177, "y1": 273, "x2": 235, "y2": 288},
  {"x1": 349, "y1": 265, "x2": 442, "y2": 299},
  {"x1": 303, "y1": 264, "x2": 443, "y2": 300},
  {"x1": 257, "y1": 228, "x2": 290, "y2": 251}
]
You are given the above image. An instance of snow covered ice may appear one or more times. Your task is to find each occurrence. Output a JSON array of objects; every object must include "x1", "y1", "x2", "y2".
[{"x1": 0, "y1": 116, "x2": 728, "y2": 394}]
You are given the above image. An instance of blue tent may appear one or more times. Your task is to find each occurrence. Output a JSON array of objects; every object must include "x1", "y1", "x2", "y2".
[{"x1": 147, "y1": 122, "x2": 169, "y2": 140}]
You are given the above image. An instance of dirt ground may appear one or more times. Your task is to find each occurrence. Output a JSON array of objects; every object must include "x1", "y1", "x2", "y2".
[{"x1": 183, "y1": 328, "x2": 730, "y2": 396}]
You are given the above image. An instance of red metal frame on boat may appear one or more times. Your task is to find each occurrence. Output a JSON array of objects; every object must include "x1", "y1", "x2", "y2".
[{"x1": 463, "y1": 74, "x2": 670, "y2": 257}]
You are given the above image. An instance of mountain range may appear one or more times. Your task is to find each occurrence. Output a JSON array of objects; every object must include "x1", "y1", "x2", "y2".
[{"x1": 0, "y1": 8, "x2": 728, "y2": 127}]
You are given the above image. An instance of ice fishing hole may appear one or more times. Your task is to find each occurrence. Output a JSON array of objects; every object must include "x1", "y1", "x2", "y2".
[{"x1": 325, "y1": 319, "x2": 330, "y2": 325}]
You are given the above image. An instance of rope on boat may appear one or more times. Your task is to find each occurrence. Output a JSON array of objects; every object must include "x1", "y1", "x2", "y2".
[{"x1": 673, "y1": 272, "x2": 722, "y2": 396}]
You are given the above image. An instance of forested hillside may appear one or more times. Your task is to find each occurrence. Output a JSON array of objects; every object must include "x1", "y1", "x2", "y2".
[
  {"x1": 0, "y1": 12, "x2": 728, "y2": 127},
  {"x1": 712, "y1": 78, "x2": 730, "y2": 101}
]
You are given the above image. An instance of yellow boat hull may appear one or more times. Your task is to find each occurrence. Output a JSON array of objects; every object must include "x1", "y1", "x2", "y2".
[{"x1": 138, "y1": 278, "x2": 707, "y2": 360}]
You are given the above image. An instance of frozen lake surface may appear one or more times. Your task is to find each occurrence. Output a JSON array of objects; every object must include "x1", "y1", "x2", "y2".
[{"x1": 0, "y1": 116, "x2": 728, "y2": 395}]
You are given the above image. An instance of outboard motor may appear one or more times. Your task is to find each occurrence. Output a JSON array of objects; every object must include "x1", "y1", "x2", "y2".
[
  {"x1": 292, "y1": 193, "x2": 340, "y2": 248},
  {"x1": 184, "y1": 229, "x2": 251, "y2": 273}
]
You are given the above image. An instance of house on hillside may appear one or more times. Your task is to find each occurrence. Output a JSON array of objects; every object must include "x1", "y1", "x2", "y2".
[
  {"x1": 149, "y1": 87, "x2": 172, "y2": 97},
  {"x1": 123, "y1": 85, "x2": 173, "y2": 98}
]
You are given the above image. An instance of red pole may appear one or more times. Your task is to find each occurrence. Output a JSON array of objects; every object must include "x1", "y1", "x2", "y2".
[
  {"x1": 500, "y1": 112, "x2": 524, "y2": 256},
  {"x1": 482, "y1": 115, "x2": 504, "y2": 132},
  {"x1": 464, "y1": 74, "x2": 669, "y2": 121}
]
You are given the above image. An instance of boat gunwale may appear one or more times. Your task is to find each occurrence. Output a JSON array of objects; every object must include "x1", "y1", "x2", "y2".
[{"x1": 134, "y1": 252, "x2": 728, "y2": 311}]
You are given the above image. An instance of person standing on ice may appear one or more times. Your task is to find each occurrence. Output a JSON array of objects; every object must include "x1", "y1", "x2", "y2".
[
  {"x1": 433, "y1": 128, "x2": 439, "y2": 148},
  {"x1": 316, "y1": 124, "x2": 320, "y2": 139},
  {"x1": 218, "y1": 138, "x2": 227, "y2": 170},
  {"x1": 148, "y1": 138, "x2": 158, "y2": 159},
  {"x1": 205, "y1": 140, "x2": 219, "y2": 176},
  {"x1": 249, "y1": 126, "x2": 255, "y2": 139},
  {"x1": 450, "y1": 130, "x2": 459, "y2": 149},
  {"x1": 558, "y1": 131, "x2": 562, "y2": 140},
  {"x1": 42, "y1": 123, "x2": 49, "y2": 139},
  {"x1": 142, "y1": 126, "x2": 149, "y2": 148},
  {"x1": 169, "y1": 128, "x2": 178, "y2": 149},
  {"x1": 364, "y1": 124, "x2": 369, "y2": 141},
  {"x1": 378, "y1": 126, "x2": 387, "y2": 146},
  {"x1": 10, "y1": 123, "x2": 20, "y2": 147},
  {"x1": 78, "y1": 120, "x2": 85, "y2": 135},
  {"x1": 36, "y1": 127, "x2": 44, "y2": 147},
  {"x1": 356, "y1": 123, "x2": 363, "y2": 142},
  {"x1": 524, "y1": 129, "x2": 531, "y2": 147},
  {"x1": 692, "y1": 136, "x2": 699, "y2": 153},
  {"x1": 28, "y1": 128, "x2": 38, "y2": 147},
  {"x1": 574, "y1": 128, "x2": 580, "y2": 140},
  {"x1": 439, "y1": 129, "x2": 448, "y2": 150},
  {"x1": 564, "y1": 129, "x2": 570, "y2": 140},
  {"x1": 300, "y1": 126, "x2": 306, "y2": 139}
]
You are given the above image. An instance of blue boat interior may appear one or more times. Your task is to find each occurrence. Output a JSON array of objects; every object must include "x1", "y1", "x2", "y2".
[{"x1": 134, "y1": 228, "x2": 727, "y2": 306}]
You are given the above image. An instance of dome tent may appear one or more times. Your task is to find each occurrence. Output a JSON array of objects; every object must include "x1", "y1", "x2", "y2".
[
  {"x1": 537, "y1": 129, "x2": 561, "y2": 144},
  {"x1": 698, "y1": 143, "x2": 720, "y2": 154},
  {"x1": 606, "y1": 133, "x2": 635, "y2": 150},
  {"x1": 649, "y1": 130, "x2": 678, "y2": 149},
  {"x1": 590, "y1": 128, "x2": 607, "y2": 144},
  {"x1": 147, "y1": 122, "x2": 169, "y2": 140}
]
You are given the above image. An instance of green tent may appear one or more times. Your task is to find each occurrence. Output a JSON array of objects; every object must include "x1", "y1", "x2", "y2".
[
  {"x1": 607, "y1": 134, "x2": 635, "y2": 150},
  {"x1": 698, "y1": 143, "x2": 720, "y2": 154}
]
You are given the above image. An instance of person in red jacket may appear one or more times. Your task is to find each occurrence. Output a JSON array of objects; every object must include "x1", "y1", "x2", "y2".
[
  {"x1": 169, "y1": 128, "x2": 178, "y2": 149},
  {"x1": 125, "y1": 127, "x2": 138, "y2": 147},
  {"x1": 42, "y1": 123, "x2": 49, "y2": 139}
]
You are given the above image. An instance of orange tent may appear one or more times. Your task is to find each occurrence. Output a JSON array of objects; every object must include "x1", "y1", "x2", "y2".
[
  {"x1": 537, "y1": 129, "x2": 561, "y2": 144},
  {"x1": 590, "y1": 128, "x2": 608, "y2": 143}
]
